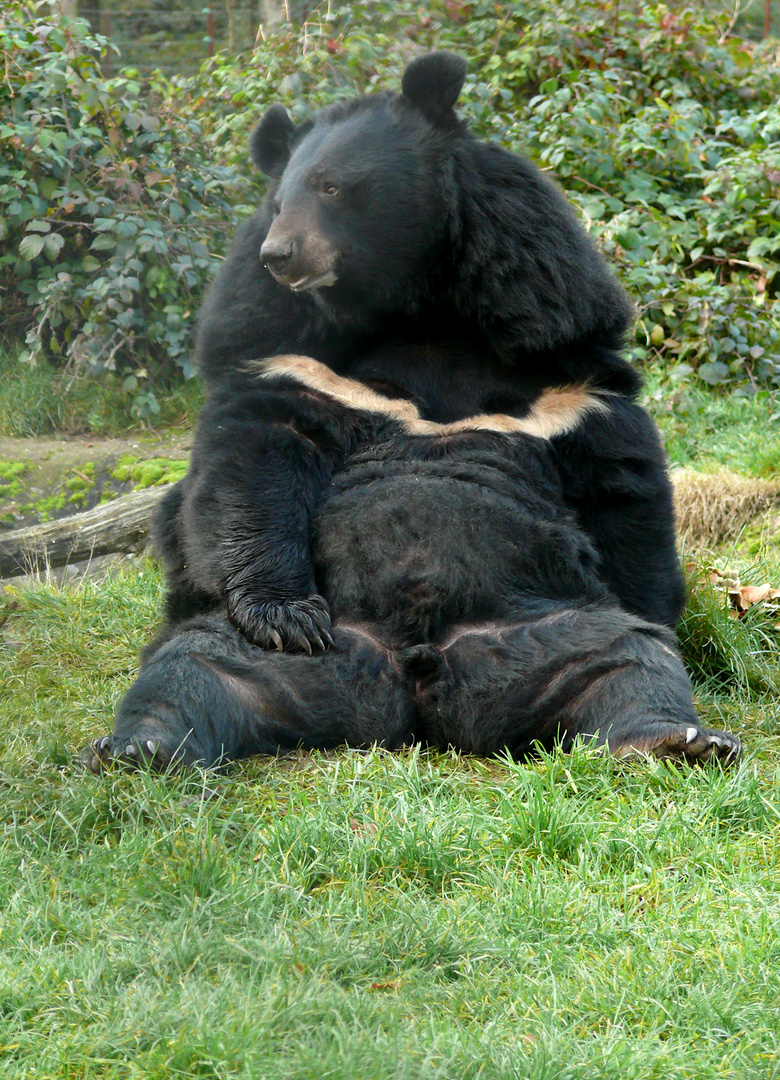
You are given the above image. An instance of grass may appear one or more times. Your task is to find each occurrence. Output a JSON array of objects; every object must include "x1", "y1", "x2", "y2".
[
  {"x1": 643, "y1": 373, "x2": 780, "y2": 479},
  {"x1": 2, "y1": 552, "x2": 780, "y2": 1079},
  {"x1": 1, "y1": 360, "x2": 778, "y2": 1078},
  {"x1": 0, "y1": 348, "x2": 203, "y2": 438}
]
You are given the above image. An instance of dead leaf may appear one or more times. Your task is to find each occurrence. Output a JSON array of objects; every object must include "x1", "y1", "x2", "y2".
[
  {"x1": 705, "y1": 567, "x2": 780, "y2": 628},
  {"x1": 349, "y1": 818, "x2": 377, "y2": 836},
  {"x1": 742, "y1": 584, "x2": 770, "y2": 604}
]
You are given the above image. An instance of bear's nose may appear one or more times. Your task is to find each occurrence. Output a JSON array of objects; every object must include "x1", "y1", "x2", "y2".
[{"x1": 260, "y1": 239, "x2": 294, "y2": 274}]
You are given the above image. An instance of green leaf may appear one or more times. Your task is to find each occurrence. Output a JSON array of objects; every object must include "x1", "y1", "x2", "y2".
[
  {"x1": 580, "y1": 198, "x2": 606, "y2": 221},
  {"x1": 43, "y1": 232, "x2": 64, "y2": 258},
  {"x1": 698, "y1": 361, "x2": 730, "y2": 385},
  {"x1": 747, "y1": 237, "x2": 780, "y2": 258},
  {"x1": 37, "y1": 177, "x2": 58, "y2": 200},
  {"x1": 19, "y1": 234, "x2": 45, "y2": 260}
]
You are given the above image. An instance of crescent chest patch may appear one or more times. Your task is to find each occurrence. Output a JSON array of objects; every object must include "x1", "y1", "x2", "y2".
[{"x1": 251, "y1": 354, "x2": 610, "y2": 440}]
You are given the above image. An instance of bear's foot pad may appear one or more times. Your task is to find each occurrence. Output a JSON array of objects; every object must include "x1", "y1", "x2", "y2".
[
  {"x1": 612, "y1": 724, "x2": 741, "y2": 765},
  {"x1": 83, "y1": 733, "x2": 193, "y2": 774}
]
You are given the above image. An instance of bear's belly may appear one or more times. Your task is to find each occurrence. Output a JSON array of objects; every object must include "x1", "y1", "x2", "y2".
[{"x1": 314, "y1": 455, "x2": 605, "y2": 644}]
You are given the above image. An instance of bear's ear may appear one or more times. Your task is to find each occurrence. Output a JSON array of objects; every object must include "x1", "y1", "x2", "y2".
[
  {"x1": 249, "y1": 104, "x2": 297, "y2": 178},
  {"x1": 401, "y1": 52, "x2": 467, "y2": 124}
]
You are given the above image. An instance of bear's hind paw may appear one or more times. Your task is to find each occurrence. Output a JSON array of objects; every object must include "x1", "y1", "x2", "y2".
[
  {"x1": 82, "y1": 733, "x2": 195, "y2": 774},
  {"x1": 610, "y1": 723, "x2": 741, "y2": 766}
]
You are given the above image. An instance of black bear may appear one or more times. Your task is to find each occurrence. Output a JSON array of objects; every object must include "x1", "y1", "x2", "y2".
[{"x1": 86, "y1": 52, "x2": 739, "y2": 771}]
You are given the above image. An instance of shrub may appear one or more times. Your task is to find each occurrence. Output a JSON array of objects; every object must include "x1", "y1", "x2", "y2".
[{"x1": 0, "y1": 3, "x2": 245, "y2": 416}]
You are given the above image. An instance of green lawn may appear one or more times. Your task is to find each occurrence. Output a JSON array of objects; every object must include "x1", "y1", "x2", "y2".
[
  {"x1": 644, "y1": 373, "x2": 780, "y2": 479},
  {"x1": 1, "y1": 364, "x2": 779, "y2": 1079},
  {"x1": 2, "y1": 551, "x2": 779, "y2": 1079}
]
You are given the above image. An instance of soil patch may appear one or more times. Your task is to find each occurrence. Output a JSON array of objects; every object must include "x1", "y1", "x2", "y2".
[{"x1": 0, "y1": 430, "x2": 192, "y2": 531}]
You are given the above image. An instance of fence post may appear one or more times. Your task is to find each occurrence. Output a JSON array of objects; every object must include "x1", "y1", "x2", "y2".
[
  {"x1": 764, "y1": 0, "x2": 771, "y2": 38},
  {"x1": 101, "y1": 10, "x2": 111, "y2": 78}
]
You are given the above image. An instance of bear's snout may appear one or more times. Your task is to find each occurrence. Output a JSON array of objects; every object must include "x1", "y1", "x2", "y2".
[
  {"x1": 261, "y1": 217, "x2": 339, "y2": 293},
  {"x1": 260, "y1": 236, "x2": 294, "y2": 279}
]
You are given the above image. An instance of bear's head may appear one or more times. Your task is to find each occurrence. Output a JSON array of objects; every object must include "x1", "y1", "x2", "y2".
[{"x1": 250, "y1": 53, "x2": 467, "y2": 316}]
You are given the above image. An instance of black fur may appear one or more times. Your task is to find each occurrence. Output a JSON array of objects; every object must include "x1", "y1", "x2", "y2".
[
  {"x1": 87, "y1": 53, "x2": 739, "y2": 771},
  {"x1": 401, "y1": 51, "x2": 467, "y2": 124}
]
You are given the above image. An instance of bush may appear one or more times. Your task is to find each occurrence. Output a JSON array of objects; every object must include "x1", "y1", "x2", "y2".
[
  {"x1": 511, "y1": 7, "x2": 780, "y2": 393},
  {"x1": 0, "y1": 3, "x2": 245, "y2": 417}
]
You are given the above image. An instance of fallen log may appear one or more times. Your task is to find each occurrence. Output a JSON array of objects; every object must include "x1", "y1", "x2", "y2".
[{"x1": 0, "y1": 484, "x2": 174, "y2": 579}]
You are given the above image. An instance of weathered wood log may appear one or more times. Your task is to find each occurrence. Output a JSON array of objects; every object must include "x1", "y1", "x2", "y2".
[{"x1": 0, "y1": 484, "x2": 174, "y2": 579}]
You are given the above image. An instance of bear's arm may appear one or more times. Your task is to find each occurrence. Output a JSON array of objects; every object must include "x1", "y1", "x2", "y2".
[
  {"x1": 174, "y1": 381, "x2": 359, "y2": 651},
  {"x1": 553, "y1": 397, "x2": 685, "y2": 629}
]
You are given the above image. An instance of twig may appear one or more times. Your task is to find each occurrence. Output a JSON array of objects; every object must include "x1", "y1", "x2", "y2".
[{"x1": 691, "y1": 254, "x2": 765, "y2": 273}]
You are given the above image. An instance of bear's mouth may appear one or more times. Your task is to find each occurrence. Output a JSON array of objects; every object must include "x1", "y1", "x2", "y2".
[
  {"x1": 291, "y1": 270, "x2": 339, "y2": 291},
  {"x1": 271, "y1": 269, "x2": 338, "y2": 292}
]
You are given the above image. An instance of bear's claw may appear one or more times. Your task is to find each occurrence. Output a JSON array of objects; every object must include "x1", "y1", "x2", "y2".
[
  {"x1": 226, "y1": 591, "x2": 334, "y2": 653},
  {"x1": 83, "y1": 733, "x2": 188, "y2": 774},
  {"x1": 669, "y1": 725, "x2": 741, "y2": 764},
  {"x1": 612, "y1": 723, "x2": 741, "y2": 765}
]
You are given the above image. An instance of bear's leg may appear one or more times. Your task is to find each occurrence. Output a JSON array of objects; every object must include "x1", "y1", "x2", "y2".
[
  {"x1": 86, "y1": 616, "x2": 415, "y2": 771},
  {"x1": 408, "y1": 604, "x2": 740, "y2": 764},
  {"x1": 152, "y1": 483, "x2": 220, "y2": 623}
]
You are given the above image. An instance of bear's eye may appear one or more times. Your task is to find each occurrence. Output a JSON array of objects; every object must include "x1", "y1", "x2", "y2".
[{"x1": 319, "y1": 181, "x2": 339, "y2": 197}]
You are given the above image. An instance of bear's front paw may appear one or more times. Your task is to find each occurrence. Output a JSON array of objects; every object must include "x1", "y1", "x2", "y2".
[{"x1": 227, "y1": 592, "x2": 334, "y2": 653}]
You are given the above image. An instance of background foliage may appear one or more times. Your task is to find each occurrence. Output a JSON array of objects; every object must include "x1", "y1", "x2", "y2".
[
  {"x1": 1, "y1": 0, "x2": 779, "y2": 417},
  {"x1": 0, "y1": 5, "x2": 241, "y2": 419}
]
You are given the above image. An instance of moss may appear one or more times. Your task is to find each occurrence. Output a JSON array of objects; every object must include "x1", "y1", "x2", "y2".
[
  {"x1": 65, "y1": 462, "x2": 96, "y2": 506},
  {"x1": 22, "y1": 493, "x2": 67, "y2": 522},
  {"x1": 0, "y1": 458, "x2": 28, "y2": 499},
  {"x1": 110, "y1": 454, "x2": 139, "y2": 482},
  {"x1": 111, "y1": 455, "x2": 188, "y2": 488}
]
